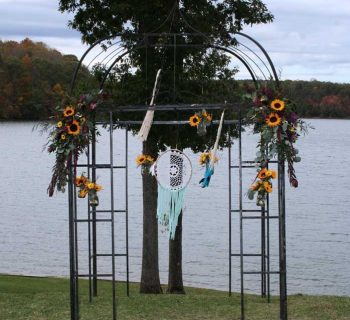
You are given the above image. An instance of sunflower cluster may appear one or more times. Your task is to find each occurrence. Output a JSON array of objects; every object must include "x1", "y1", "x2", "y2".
[
  {"x1": 246, "y1": 86, "x2": 308, "y2": 202},
  {"x1": 189, "y1": 109, "x2": 213, "y2": 136},
  {"x1": 136, "y1": 154, "x2": 155, "y2": 167},
  {"x1": 189, "y1": 110, "x2": 212, "y2": 127},
  {"x1": 199, "y1": 152, "x2": 218, "y2": 166},
  {"x1": 46, "y1": 91, "x2": 106, "y2": 196},
  {"x1": 248, "y1": 168, "x2": 277, "y2": 206},
  {"x1": 75, "y1": 174, "x2": 102, "y2": 203}
]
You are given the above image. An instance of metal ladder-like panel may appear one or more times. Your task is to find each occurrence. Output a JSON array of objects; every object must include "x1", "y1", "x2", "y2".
[
  {"x1": 228, "y1": 118, "x2": 287, "y2": 320},
  {"x1": 69, "y1": 112, "x2": 130, "y2": 320}
]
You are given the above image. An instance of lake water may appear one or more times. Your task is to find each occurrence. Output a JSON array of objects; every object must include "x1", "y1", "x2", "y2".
[{"x1": 0, "y1": 119, "x2": 349, "y2": 296}]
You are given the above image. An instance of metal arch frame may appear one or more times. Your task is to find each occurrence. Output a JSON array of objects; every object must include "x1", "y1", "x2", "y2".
[
  {"x1": 67, "y1": 31, "x2": 287, "y2": 320},
  {"x1": 69, "y1": 31, "x2": 280, "y2": 94}
]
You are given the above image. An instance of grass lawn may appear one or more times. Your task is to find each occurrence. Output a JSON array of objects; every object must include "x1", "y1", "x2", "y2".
[{"x1": 0, "y1": 275, "x2": 349, "y2": 320}]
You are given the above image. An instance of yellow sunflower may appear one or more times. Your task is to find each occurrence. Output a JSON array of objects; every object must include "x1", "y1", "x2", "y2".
[
  {"x1": 199, "y1": 152, "x2": 210, "y2": 165},
  {"x1": 258, "y1": 168, "x2": 268, "y2": 179},
  {"x1": 268, "y1": 170, "x2": 277, "y2": 179},
  {"x1": 61, "y1": 134, "x2": 66, "y2": 140},
  {"x1": 86, "y1": 182, "x2": 95, "y2": 190},
  {"x1": 57, "y1": 121, "x2": 63, "y2": 128},
  {"x1": 264, "y1": 181, "x2": 273, "y2": 193},
  {"x1": 75, "y1": 175, "x2": 87, "y2": 187},
  {"x1": 202, "y1": 111, "x2": 212, "y2": 122},
  {"x1": 136, "y1": 154, "x2": 146, "y2": 166},
  {"x1": 189, "y1": 114, "x2": 201, "y2": 127},
  {"x1": 94, "y1": 184, "x2": 103, "y2": 192},
  {"x1": 63, "y1": 106, "x2": 75, "y2": 117},
  {"x1": 78, "y1": 188, "x2": 88, "y2": 198},
  {"x1": 265, "y1": 113, "x2": 281, "y2": 127},
  {"x1": 67, "y1": 120, "x2": 81, "y2": 135},
  {"x1": 146, "y1": 155, "x2": 154, "y2": 163},
  {"x1": 270, "y1": 99, "x2": 285, "y2": 111}
]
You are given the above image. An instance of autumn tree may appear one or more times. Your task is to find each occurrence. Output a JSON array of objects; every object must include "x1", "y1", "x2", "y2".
[{"x1": 0, "y1": 38, "x2": 94, "y2": 120}]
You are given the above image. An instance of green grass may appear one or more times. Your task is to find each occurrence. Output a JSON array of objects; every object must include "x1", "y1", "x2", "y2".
[{"x1": 0, "y1": 275, "x2": 349, "y2": 320}]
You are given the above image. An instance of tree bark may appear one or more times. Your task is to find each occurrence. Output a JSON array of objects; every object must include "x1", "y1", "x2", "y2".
[
  {"x1": 167, "y1": 212, "x2": 185, "y2": 294},
  {"x1": 140, "y1": 140, "x2": 162, "y2": 294}
]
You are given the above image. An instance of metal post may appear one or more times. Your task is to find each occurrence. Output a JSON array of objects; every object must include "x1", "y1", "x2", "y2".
[
  {"x1": 87, "y1": 144, "x2": 93, "y2": 302},
  {"x1": 238, "y1": 116, "x2": 245, "y2": 320},
  {"x1": 125, "y1": 127, "x2": 130, "y2": 297},
  {"x1": 68, "y1": 163, "x2": 77, "y2": 320},
  {"x1": 228, "y1": 127, "x2": 232, "y2": 296},
  {"x1": 109, "y1": 112, "x2": 117, "y2": 320},
  {"x1": 266, "y1": 193, "x2": 271, "y2": 303},
  {"x1": 278, "y1": 159, "x2": 287, "y2": 320},
  {"x1": 261, "y1": 205, "x2": 266, "y2": 297},
  {"x1": 73, "y1": 181, "x2": 79, "y2": 318},
  {"x1": 91, "y1": 118, "x2": 98, "y2": 297}
]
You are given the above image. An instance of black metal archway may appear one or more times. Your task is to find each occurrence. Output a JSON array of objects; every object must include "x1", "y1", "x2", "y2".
[{"x1": 67, "y1": 29, "x2": 287, "y2": 320}]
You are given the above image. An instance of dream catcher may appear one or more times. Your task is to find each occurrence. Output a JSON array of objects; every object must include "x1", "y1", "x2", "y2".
[
  {"x1": 154, "y1": 149, "x2": 192, "y2": 239},
  {"x1": 199, "y1": 110, "x2": 225, "y2": 188}
]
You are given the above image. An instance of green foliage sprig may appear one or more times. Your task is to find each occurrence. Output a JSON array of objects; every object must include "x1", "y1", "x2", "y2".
[
  {"x1": 246, "y1": 86, "x2": 309, "y2": 206},
  {"x1": 46, "y1": 90, "x2": 107, "y2": 196}
]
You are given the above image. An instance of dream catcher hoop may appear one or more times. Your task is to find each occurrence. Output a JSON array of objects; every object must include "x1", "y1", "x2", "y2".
[{"x1": 154, "y1": 149, "x2": 192, "y2": 239}]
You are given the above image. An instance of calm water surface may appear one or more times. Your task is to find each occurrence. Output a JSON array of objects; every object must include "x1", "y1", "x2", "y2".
[{"x1": 0, "y1": 119, "x2": 349, "y2": 296}]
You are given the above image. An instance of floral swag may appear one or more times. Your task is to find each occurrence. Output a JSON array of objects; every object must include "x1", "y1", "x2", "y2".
[
  {"x1": 46, "y1": 91, "x2": 106, "y2": 197},
  {"x1": 246, "y1": 86, "x2": 308, "y2": 206}
]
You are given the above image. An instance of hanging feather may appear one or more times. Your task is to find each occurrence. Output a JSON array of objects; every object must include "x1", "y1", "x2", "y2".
[
  {"x1": 199, "y1": 110, "x2": 225, "y2": 188},
  {"x1": 137, "y1": 69, "x2": 162, "y2": 141}
]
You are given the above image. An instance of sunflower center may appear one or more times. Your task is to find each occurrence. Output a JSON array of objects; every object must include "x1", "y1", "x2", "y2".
[
  {"x1": 193, "y1": 118, "x2": 198, "y2": 123},
  {"x1": 70, "y1": 124, "x2": 78, "y2": 132},
  {"x1": 275, "y1": 103, "x2": 281, "y2": 109},
  {"x1": 270, "y1": 116, "x2": 277, "y2": 122}
]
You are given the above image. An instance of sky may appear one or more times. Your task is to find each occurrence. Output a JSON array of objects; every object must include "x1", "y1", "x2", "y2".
[{"x1": 0, "y1": 0, "x2": 349, "y2": 83}]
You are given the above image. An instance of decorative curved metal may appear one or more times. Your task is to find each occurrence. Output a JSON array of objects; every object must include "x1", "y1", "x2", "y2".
[{"x1": 69, "y1": 32, "x2": 280, "y2": 95}]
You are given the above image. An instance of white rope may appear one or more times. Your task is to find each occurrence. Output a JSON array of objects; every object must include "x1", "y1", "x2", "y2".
[
  {"x1": 137, "y1": 69, "x2": 162, "y2": 141},
  {"x1": 210, "y1": 110, "x2": 225, "y2": 169}
]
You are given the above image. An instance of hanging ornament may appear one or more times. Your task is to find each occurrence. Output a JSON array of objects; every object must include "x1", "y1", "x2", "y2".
[
  {"x1": 154, "y1": 149, "x2": 192, "y2": 239},
  {"x1": 199, "y1": 110, "x2": 225, "y2": 187},
  {"x1": 137, "y1": 69, "x2": 162, "y2": 141}
]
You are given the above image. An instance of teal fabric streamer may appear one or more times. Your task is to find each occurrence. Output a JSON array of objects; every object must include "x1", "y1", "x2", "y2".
[
  {"x1": 157, "y1": 184, "x2": 186, "y2": 239},
  {"x1": 199, "y1": 162, "x2": 214, "y2": 188}
]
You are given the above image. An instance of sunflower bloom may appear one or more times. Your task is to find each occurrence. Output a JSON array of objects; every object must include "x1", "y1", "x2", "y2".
[
  {"x1": 264, "y1": 181, "x2": 273, "y2": 193},
  {"x1": 146, "y1": 155, "x2": 154, "y2": 163},
  {"x1": 266, "y1": 113, "x2": 281, "y2": 127},
  {"x1": 63, "y1": 106, "x2": 75, "y2": 117},
  {"x1": 136, "y1": 154, "x2": 146, "y2": 166},
  {"x1": 86, "y1": 182, "x2": 95, "y2": 190},
  {"x1": 203, "y1": 111, "x2": 212, "y2": 122},
  {"x1": 75, "y1": 175, "x2": 87, "y2": 187},
  {"x1": 61, "y1": 134, "x2": 66, "y2": 140},
  {"x1": 67, "y1": 120, "x2": 81, "y2": 135},
  {"x1": 199, "y1": 152, "x2": 210, "y2": 165},
  {"x1": 57, "y1": 121, "x2": 63, "y2": 128},
  {"x1": 189, "y1": 114, "x2": 201, "y2": 127},
  {"x1": 78, "y1": 188, "x2": 88, "y2": 198},
  {"x1": 269, "y1": 170, "x2": 277, "y2": 179},
  {"x1": 270, "y1": 99, "x2": 285, "y2": 111},
  {"x1": 258, "y1": 168, "x2": 268, "y2": 179},
  {"x1": 94, "y1": 184, "x2": 103, "y2": 192}
]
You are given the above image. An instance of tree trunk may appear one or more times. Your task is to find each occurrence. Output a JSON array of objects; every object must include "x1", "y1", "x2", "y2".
[
  {"x1": 167, "y1": 212, "x2": 185, "y2": 294},
  {"x1": 140, "y1": 140, "x2": 162, "y2": 294}
]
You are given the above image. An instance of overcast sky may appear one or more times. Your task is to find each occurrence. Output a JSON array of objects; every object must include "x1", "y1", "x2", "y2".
[{"x1": 1, "y1": 0, "x2": 349, "y2": 83}]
